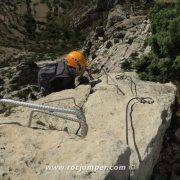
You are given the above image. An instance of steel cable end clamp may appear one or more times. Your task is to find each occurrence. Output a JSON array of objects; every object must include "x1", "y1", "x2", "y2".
[{"x1": 138, "y1": 97, "x2": 154, "y2": 104}]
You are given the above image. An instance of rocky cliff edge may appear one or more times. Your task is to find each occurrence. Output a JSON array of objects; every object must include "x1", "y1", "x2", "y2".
[{"x1": 0, "y1": 73, "x2": 176, "y2": 180}]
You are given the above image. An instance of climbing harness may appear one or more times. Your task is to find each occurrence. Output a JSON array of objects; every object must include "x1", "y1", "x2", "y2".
[{"x1": 0, "y1": 98, "x2": 88, "y2": 138}]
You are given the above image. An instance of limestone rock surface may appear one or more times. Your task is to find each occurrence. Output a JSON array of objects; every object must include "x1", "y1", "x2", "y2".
[{"x1": 0, "y1": 74, "x2": 176, "y2": 180}]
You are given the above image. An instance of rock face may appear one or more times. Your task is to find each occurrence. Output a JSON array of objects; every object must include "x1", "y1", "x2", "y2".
[
  {"x1": 151, "y1": 101, "x2": 180, "y2": 180},
  {"x1": 84, "y1": 4, "x2": 150, "y2": 73},
  {"x1": 0, "y1": 2, "x2": 149, "y2": 101},
  {"x1": 0, "y1": 60, "x2": 39, "y2": 100},
  {"x1": 0, "y1": 0, "x2": 118, "y2": 50},
  {"x1": 0, "y1": 1, "x2": 177, "y2": 180},
  {"x1": 175, "y1": 128, "x2": 180, "y2": 142},
  {"x1": 0, "y1": 73, "x2": 176, "y2": 180}
]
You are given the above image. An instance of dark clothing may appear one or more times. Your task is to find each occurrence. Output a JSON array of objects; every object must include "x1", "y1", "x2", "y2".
[
  {"x1": 50, "y1": 77, "x2": 75, "y2": 92},
  {"x1": 38, "y1": 60, "x2": 76, "y2": 96}
]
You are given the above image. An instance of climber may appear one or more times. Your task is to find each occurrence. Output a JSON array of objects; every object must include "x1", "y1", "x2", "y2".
[{"x1": 38, "y1": 51, "x2": 89, "y2": 96}]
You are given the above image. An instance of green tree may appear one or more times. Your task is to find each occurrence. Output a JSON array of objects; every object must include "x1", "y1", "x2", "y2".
[
  {"x1": 24, "y1": 14, "x2": 37, "y2": 39},
  {"x1": 132, "y1": 1, "x2": 180, "y2": 83}
]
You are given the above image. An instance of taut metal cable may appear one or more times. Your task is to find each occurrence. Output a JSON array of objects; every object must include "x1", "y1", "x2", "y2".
[
  {"x1": 115, "y1": 73, "x2": 138, "y2": 97},
  {"x1": 0, "y1": 98, "x2": 88, "y2": 137}
]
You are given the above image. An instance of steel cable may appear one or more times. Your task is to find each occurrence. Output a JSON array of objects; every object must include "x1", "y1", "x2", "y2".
[
  {"x1": 125, "y1": 97, "x2": 154, "y2": 153},
  {"x1": 0, "y1": 98, "x2": 88, "y2": 137}
]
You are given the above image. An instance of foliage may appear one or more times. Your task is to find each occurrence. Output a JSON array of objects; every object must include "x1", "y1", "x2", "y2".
[
  {"x1": 128, "y1": 37, "x2": 134, "y2": 44},
  {"x1": 172, "y1": 55, "x2": 180, "y2": 78},
  {"x1": 0, "y1": 48, "x2": 5, "y2": 54},
  {"x1": 38, "y1": 18, "x2": 85, "y2": 54},
  {"x1": 92, "y1": 10, "x2": 109, "y2": 30},
  {"x1": 1, "y1": 104, "x2": 15, "y2": 117},
  {"x1": 134, "y1": 53, "x2": 174, "y2": 83},
  {"x1": 16, "y1": 0, "x2": 26, "y2": 3},
  {"x1": 121, "y1": 60, "x2": 133, "y2": 71},
  {"x1": 148, "y1": 2, "x2": 179, "y2": 58},
  {"x1": 43, "y1": 20, "x2": 62, "y2": 39},
  {"x1": 131, "y1": 1, "x2": 180, "y2": 83},
  {"x1": 0, "y1": 56, "x2": 14, "y2": 68},
  {"x1": 114, "y1": 38, "x2": 119, "y2": 44},
  {"x1": 24, "y1": 14, "x2": 37, "y2": 39},
  {"x1": 134, "y1": 54, "x2": 152, "y2": 73}
]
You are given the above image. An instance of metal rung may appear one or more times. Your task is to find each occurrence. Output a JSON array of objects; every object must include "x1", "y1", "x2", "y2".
[{"x1": 0, "y1": 99, "x2": 88, "y2": 138}]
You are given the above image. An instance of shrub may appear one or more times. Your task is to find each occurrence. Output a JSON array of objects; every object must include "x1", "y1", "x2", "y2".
[
  {"x1": 172, "y1": 55, "x2": 180, "y2": 78},
  {"x1": 128, "y1": 37, "x2": 134, "y2": 44},
  {"x1": 138, "y1": 72, "x2": 150, "y2": 81},
  {"x1": 121, "y1": 60, "x2": 133, "y2": 71},
  {"x1": 149, "y1": 31, "x2": 173, "y2": 57},
  {"x1": 114, "y1": 38, "x2": 119, "y2": 44},
  {"x1": 148, "y1": 3, "x2": 178, "y2": 58},
  {"x1": 24, "y1": 14, "x2": 37, "y2": 38},
  {"x1": 134, "y1": 1, "x2": 180, "y2": 83},
  {"x1": 0, "y1": 48, "x2": 5, "y2": 54},
  {"x1": 44, "y1": 20, "x2": 62, "y2": 39},
  {"x1": 134, "y1": 53, "x2": 154, "y2": 73},
  {"x1": 134, "y1": 53, "x2": 173, "y2": 83},
  {"x1": 169, "y1": 16, "x2": 180, "y2": 57}
]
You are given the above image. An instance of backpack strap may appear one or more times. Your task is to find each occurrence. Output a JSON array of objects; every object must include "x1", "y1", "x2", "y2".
[
  {"x1": 38, "y1": 63, "x2": 58, "y2": 95},
  {"x1": 56, "y1": 60, "x2": 65, "y2": 77},
  {"x1": 55, "y1": 60, "x2": 76, "y2": 78}
]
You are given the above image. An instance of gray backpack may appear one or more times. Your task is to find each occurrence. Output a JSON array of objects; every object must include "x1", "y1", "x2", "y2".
[{"x1": 38, "y1": 60, "x2": 76, "y2": 95}]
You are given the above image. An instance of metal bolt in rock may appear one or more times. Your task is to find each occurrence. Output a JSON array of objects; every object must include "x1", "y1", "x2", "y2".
[{"x1": 0, "y1": 98, "x2": 88, "y2": 138}]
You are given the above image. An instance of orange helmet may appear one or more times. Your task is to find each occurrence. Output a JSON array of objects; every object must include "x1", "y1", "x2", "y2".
[{"x1": 66, "y1": 51, "x2": 86, "y2": 75}]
